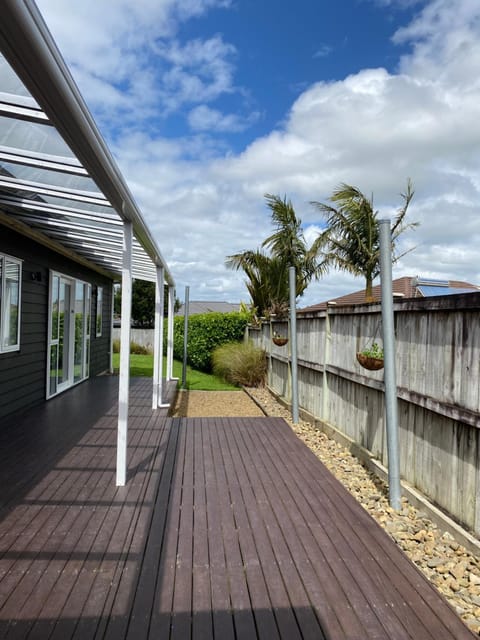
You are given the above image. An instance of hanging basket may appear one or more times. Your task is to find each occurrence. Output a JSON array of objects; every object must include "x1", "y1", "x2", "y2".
[
  {"x1": 356, "y1": 352, "x2": 384, "y2": 371},
  {"x1": 272, "y1": 336, "x2": 288, "y2": 347}
]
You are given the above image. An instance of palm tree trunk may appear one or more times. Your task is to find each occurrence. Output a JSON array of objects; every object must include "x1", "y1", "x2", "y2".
[{"x1": 365, "y1": 278, "x2": 374, "y2": 303}]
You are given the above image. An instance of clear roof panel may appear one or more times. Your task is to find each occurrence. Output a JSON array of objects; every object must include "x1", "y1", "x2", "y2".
[
  {"x1": 0, "y1": 160, "x2": 100, "y2": 192},
  {"x1": 0, "y1": 187, "x2": 114, "y2": 216},
  {"x1": 0, "y1": 53, "x2": 33, "y2": 98},
  {"x1": 0, "y1": 115, "x2": 75, "y2": 158},
  {"x1": 0, "y1": 20, "x2": 166, "y2": 285}
]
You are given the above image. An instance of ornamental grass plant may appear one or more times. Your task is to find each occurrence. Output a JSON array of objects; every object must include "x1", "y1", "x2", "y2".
[{"x1": 212, "y1": 341, "x2": 267, "y2": 387}]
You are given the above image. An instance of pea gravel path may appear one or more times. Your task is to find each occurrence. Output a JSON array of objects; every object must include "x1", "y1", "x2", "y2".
[{"x1": 171, "y1": 386, "x2": 480, "y2": 636}]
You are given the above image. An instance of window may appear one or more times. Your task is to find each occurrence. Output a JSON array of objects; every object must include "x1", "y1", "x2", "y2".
[
  {"x1": 0, "y1": 254, "x2": 22, "y2": 353},
  {"x1": 96, "y1": 286, "x2": 103, "y2": 337}
]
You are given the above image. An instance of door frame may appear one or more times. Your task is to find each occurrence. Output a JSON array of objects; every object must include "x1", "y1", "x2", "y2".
[{"x1": 46, "y1": 270, "x2": 91, "y2": 399}]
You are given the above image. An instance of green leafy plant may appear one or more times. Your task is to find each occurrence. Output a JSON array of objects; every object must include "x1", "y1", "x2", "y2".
[
  {"x1": 359, "y1": 342, "x2": 384, "y2": 359},
  {"x1": 170, "y1": 311, "x2": 249, "y2": 372},
  {"x1": 212, "y1": 341, "x2": 267, "y2": 387}
]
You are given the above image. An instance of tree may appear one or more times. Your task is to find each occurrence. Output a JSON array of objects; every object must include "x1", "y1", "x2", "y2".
[
  {"x1": 131, "y1": 280, "x2": 155, "y2": 327},
  {"x1": 225, "y1": 250, "x2": 288, "y2": 317},
  {"x1": 226, "y1": 194, "x2": 321, "y2": 317},
  {"x1": 310, "y1": 180, "x2": 417, "y2": 302},
  {"x1": 115, "y1": 281, "x2": 180, "y2": 326}
]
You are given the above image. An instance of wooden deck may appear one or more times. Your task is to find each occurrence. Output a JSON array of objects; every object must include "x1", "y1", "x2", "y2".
[{"x1": 0, "y1": 377, "x2": 474, "y2": 639}]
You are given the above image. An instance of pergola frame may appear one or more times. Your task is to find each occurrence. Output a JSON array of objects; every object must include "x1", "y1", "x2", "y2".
[{"x1": 0, "y1": 0, "x2": 176, "y2": 486}]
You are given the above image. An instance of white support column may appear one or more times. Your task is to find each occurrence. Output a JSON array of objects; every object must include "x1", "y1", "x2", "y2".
[
  {"x1": 109, "y1": 282, "x2": 115, "y2": 374},
  {"x1": 167, "y1": 285, "x2": 176, "y2": 381},
  {"x1": 152, "y1": 266, "x2": 168, "y2": 408},
  {"x1": 116, "y1": 220, "x2": 132, "y2": 487}
]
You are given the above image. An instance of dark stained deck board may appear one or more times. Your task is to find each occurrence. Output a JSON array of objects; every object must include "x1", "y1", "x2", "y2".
[
  {"x1": 51, "y1": 413, "x2": 167, "y2": 640},
  {"x1": 224, "y1": 416, "x2": 365, "y2": 639},
  {"x1": 90, "y1": 411, "x2": 175, "y2": 637},
  {"x1": 213, "y1": 418, "x2": 285, "y2": 640},
  {"x1": 235, "y1": 416, "x2": 398, "y2": 636},
  {"x1": 254, "y1": 416, "x2": 474, "y2": 639},
  {"x1": 199, "y1": 418, "x2": 236, "y2": 640},
  {"x1": 0, "y1": 378, "x2": 476, "y2": 639},
  {"x1": 13, "y1": 412, "x2": 152, "y2": 640},
  {"x1": 207, "y1": 417, "x2": 259, "y2": 640}
]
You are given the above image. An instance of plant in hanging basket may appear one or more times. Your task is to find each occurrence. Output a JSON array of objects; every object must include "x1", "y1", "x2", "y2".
[
  {"x1": 356, "y1": 342, "x2": 384, "y2": 370},
  {"x1": 272, "y1": 331, "x2": 288, "y2": 346}
]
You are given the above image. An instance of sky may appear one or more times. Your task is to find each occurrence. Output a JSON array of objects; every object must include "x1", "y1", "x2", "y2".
[{"x1": 35, "y1": 0, "x2": 480, "y2": 307}]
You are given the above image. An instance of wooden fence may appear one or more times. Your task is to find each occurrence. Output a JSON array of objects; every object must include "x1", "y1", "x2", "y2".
[{"x1": 248, "y1": 292, "x2": 480, "y2": 535}]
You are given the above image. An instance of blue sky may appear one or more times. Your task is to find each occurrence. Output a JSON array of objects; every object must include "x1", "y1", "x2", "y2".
[
  {"x1": 169, "y1": 0, "x2": 418, "y2": 151},
  {"x1": 36, "y1": 0, "x2": 480, "y2": 306}
]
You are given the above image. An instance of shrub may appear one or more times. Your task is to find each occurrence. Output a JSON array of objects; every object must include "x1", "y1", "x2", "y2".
[
  {"x1": 171, "y1": 311, "x2": 249, "y2": 372},
  {"x1": 112, "y1": 339, "x2": 151, "y2": 355},
  {"x1": 130, "y1": 341, "x2": 151, "y2": 355},
  {"x1": 212, "y1": 341, "x2": 267, "y2": 387}
]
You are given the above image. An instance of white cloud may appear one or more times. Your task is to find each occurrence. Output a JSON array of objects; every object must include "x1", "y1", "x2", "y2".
[
  {"x1": 154, "y1": 36, "x2": 237, "y2": 111},
  {"x1": 313, "y1": 45, "x2": 332, "y2": 59},
  {"x1": 188, "y1": 105, "x2": 261, "y2": 132},
  {"x1": 36, "y1": 0, "x2": 239, "y2": 130},
  {"x1": 36, "y1": 0, "x2": 480, "y2": 305}
]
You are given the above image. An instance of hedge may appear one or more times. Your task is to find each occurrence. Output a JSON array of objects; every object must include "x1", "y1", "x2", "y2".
[{"x1": 169, "y1": 311, "x2": 249, "y2": 372}]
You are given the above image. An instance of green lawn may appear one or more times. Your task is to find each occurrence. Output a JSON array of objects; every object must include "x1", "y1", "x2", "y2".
[{"x1": 112, "y1": 354, "x2": 239, "y2": 391}]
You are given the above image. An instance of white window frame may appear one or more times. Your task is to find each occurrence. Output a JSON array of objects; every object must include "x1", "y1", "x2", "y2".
[{"x1": 0, "y1": 252, "x2": 22, "y2": 353}]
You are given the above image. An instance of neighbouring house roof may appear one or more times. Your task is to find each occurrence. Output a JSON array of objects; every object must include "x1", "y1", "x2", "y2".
[
  {"x1": 299, "y1": 276, "x2": 480, "y2": 314},
  {"x1": 0, "y1": 2, "x2": 173, "y2": 286},
  {"x1": 176, "y1": 301, "x2": 240, "y2": 316}
]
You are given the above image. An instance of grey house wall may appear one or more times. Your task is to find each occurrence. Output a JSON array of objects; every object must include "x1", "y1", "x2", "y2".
[{"x1": 0, "y1": 224, "x2": 113, "y2": 421}]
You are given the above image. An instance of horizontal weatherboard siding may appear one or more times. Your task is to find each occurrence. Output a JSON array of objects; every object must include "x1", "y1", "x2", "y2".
[{"x1": 0, "y1": 224, "x2": 113, "y2": 422}]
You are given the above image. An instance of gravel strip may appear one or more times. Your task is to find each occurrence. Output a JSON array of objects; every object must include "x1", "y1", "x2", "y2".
[{"x1": 247, "y1": 386, "x2": 480, "y2": 636}]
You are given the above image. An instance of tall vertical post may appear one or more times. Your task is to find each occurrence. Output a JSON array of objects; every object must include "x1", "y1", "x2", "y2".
[
  {"x1": 322, "y1": 303, "x2": 332, "y2": 421},
  {"x1": 182, "y1": 286, "x2": 190, "y2": 389},
  {"x1": 289, "y1": 266, "x2": 299, "y2": 424},
  {"x1": 167, "y1": 285, "x2": 176, "y2": 380},
  {"x1": 379, "y1": 218, "x2": 401, "y2": 510},
  {"x1": 117, "y1": 220, "x2": 132, "y2": 486},
  {"x1": 152, "y1": 266, "x2": 165, "y2": 409},
  {"x1": 109, "y1": 282, "x2": 115, "y2": 374}
]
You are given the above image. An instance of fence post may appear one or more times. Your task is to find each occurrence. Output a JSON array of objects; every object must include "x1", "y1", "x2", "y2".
[{"x1": 322, "y1": 303, "x2": 334, "y2": 421}]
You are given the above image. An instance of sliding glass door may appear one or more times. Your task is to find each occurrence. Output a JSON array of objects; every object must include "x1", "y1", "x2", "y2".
[{"x1": 48, "y1": 272, "x2": 91, "y2": 398}]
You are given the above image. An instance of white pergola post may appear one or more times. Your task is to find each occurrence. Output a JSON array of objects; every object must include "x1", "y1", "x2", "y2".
[
  {"x1": 167, "y1": 285, "x2": 176, "y2": 380},
  {"x1": 116, "y1": 220, "x2": 132, "y2": 486},
  {"x1": 109, "y1": 282, "x2": 115, "y2": 374},
  {"x1": 152, "y1": 266, "x2": 168, "y2": 409}
]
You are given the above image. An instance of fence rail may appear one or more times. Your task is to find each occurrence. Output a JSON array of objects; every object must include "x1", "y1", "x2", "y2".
[{"x1": 248, "y1": 292, "x2": 480, "y2": 535}]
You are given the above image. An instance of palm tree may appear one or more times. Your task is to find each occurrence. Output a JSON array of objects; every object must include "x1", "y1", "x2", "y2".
[
  {"x1": 225, "y1": 250, "x2": 287, "y2": 318},
  {"x1": 310, "y1": 180, "x2": 417, "y2": 302},
  {"x1": 226, "y1": 194, "x2": 321, "y2": 316}
]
